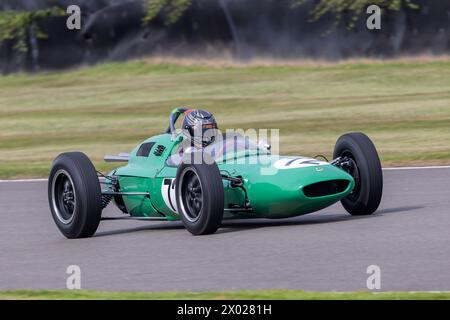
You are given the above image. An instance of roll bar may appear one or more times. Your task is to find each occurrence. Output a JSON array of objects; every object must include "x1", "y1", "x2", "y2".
[{"x1": 165, "y1": 107, "x2": 189, "y2": 138}]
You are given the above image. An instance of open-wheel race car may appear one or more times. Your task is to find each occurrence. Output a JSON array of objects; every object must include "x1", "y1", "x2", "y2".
[{"x1": 48, "y1": 108, "x2": 383, "y2": 237}]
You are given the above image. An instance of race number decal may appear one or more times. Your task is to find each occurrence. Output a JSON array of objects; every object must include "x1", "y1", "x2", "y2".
[
  {"x1": 162, "y1": 179, "x2": 178, "y2": 213},
  {"x1": 274, "y1": 157, "x2": 328, "y2": 169}
]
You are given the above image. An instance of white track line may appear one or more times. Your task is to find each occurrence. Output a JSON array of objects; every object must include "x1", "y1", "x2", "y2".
[
  {"x1": 0, "y1": 165, "x2": 449, "y2": 183},
  {"x1": 0, "y1": 179, "x2": 48, "y2": 183},
  {"x1": 382, "y1": 165, "x2": 450, "y2": 171}
]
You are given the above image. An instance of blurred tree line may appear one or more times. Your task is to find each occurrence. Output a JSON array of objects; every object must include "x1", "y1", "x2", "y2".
[
  {"x1": 0, "y1": 0, "x2": 418, "y2": 53},
  {"x1": 146, "y1": 0, "x2": 418, "y2": 27},
  {"x1": 0, "y1": 7, "x2": 65, "y2": 52}
]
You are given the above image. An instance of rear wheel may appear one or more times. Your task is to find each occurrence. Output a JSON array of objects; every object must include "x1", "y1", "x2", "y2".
[
  {"x1": 333, "y1": 132, "x2": 383, "y2": 215},
  {"x1": 175, "y1": 153, "x2": 224, "y2": 235},
  {"x1": 48, "y1": 152, "x2": 102, "y2": 238}
]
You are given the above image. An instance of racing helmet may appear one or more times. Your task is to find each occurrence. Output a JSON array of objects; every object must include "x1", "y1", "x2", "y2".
[{"x1": 182, "y1": 109, "x2": 218, "y2": 148}]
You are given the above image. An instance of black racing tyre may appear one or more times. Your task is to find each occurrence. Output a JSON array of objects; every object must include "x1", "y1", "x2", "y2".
[
  {"x1": 175, "y1": 153, "x2": 224, "y2": 235},
  {"x1": 333, "y1": 132, "x2": 383, "y2": 215},
  {"x1": 48, "y1": 152, "x2": 102, "y2": 238}
]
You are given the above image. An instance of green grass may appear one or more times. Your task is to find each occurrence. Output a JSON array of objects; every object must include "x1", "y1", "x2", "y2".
[
  {"x1": 1, "y1": 59, "x2": 450, "y2": 179},
  {"x1": 1, "y1": 290, "x2": 449, "y2": 300}
]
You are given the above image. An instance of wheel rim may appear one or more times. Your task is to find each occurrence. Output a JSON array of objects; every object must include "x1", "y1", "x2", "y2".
[
  {"x1": 178, "y1": 168, "x2": 203, "y2": 222},
  {"x1": 342, "y1": 152, "x2": 361, "y2": 201},
  {"x1": 51, "y1": 169, "x2": 76, "y2": 224}
]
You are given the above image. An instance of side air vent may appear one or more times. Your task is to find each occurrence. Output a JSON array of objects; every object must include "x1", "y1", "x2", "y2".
[
  {"x1": 154, "y1": 145, "x2": 166, "y2": 156},
  {"x1": 303, "y1": 180, "x2": 349, "y2": 198},
  {"x1": 136, "y1": 142, "x2": 155, "y2": 157}
]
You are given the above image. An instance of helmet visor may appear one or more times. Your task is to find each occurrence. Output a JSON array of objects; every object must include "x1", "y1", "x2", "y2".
[{"x1": 190, "y1": 122, "x2": 218, "y2": 147}]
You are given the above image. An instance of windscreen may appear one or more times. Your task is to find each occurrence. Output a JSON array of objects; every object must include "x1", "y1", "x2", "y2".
[
  {"x1": 204, "y1": 133, "x2": 269, "y2": 161},
  {"x1": 166, "y1": 133, "x2": 270, "y2": 167}
]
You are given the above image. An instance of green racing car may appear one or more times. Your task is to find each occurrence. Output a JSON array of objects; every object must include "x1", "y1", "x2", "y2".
[{"x1": 48, "y1": 108, "x2": 383, "y2": 237}]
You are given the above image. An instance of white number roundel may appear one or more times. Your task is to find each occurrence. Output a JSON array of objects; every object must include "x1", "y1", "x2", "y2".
[{"x1": 273, "y1": 157, "x2": 328, "y2": 170}]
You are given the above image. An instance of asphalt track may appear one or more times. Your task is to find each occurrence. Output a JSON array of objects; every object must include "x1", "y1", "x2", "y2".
[{"x1": 0, "y1": 168, "x2": 449, "y2": 292}]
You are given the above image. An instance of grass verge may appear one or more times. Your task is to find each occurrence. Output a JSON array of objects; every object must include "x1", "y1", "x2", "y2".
[
  {"x1": 1, "y1": 290, "x2": 450, "y2": 300},
  {"x1": 1, "y1": 59, "x2": 450, "y2": 179}
]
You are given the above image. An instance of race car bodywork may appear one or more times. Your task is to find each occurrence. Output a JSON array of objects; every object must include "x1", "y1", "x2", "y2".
[{"x1": 107, "y1": 133, "x2": 354, "y2": 220}]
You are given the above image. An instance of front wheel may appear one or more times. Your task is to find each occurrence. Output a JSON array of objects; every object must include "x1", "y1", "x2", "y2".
[
  {"x1": 175, "y1": 153, "x2": 224, "y2": 235},
  {"x1": 48, "y1": 152, "x2": 102, "y2": 238},
  {"x1": 333, "y1": 132, "x2": 383, "y2": 215}
]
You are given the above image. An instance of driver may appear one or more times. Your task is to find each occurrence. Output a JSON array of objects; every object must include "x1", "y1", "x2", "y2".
[{"x1": 170, "y1": 108, "x2": 219, "y2": 149}]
